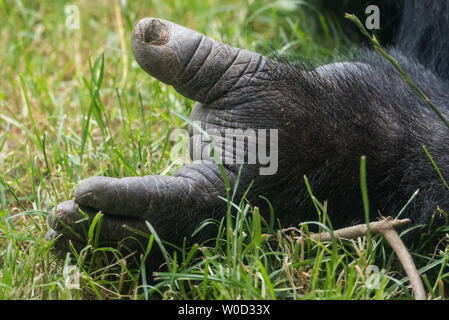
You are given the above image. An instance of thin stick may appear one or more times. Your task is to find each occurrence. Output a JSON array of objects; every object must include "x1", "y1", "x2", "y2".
[
  {"x1": 308, "y1": 217, "x2": 410, "y2": 241},
  {"x1": 305, "y1": 217, "x2": 426, "y2": 300}
]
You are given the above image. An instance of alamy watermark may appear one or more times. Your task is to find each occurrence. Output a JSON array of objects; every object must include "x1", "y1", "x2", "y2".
[
  {"x1": 170, "y1": 121, "x2": 278, "y2": 175},
  {"x1": 65, "y1": 4, "x2": 80, "y2": 30},
  {"x1": 365, "y1": 265, "x2": 380, "y2": 290},
  {"x1": 64, "y1": 264, "x2": 80, "y2": 289},
  {"x1": 365, "y1": 5, "x2": 380, "y2": 30}
]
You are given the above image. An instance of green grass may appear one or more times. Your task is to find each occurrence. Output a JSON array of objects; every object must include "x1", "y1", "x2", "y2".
[{"x1": 0, "y1": 0, "x2": 448, "y2": 300}]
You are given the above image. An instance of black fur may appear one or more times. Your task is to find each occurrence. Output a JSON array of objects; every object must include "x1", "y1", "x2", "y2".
[
  {"x1": 317, "y1": 0, "x2": 404, "y2": 45},
  {"x1": 320, "y1": 0, "x2": 449, "y2": 79},
  {"x1": 269, "y1": 0, "x2": 449, "y2": 229}
]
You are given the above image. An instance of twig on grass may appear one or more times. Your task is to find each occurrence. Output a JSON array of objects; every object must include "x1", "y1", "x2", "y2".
[{"x1": 304, "y1": 217, "x2": 426, "y2": 300}]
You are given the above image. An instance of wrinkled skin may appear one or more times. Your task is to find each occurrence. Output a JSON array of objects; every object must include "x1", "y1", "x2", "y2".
[{"x1": 47, "y1": 2, "x2": 449, "y2": 265}]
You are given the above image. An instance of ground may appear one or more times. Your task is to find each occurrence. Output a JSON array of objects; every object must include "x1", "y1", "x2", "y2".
[{"x1": 0, "y1": 0, "x2": 448, "y2": 300}]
